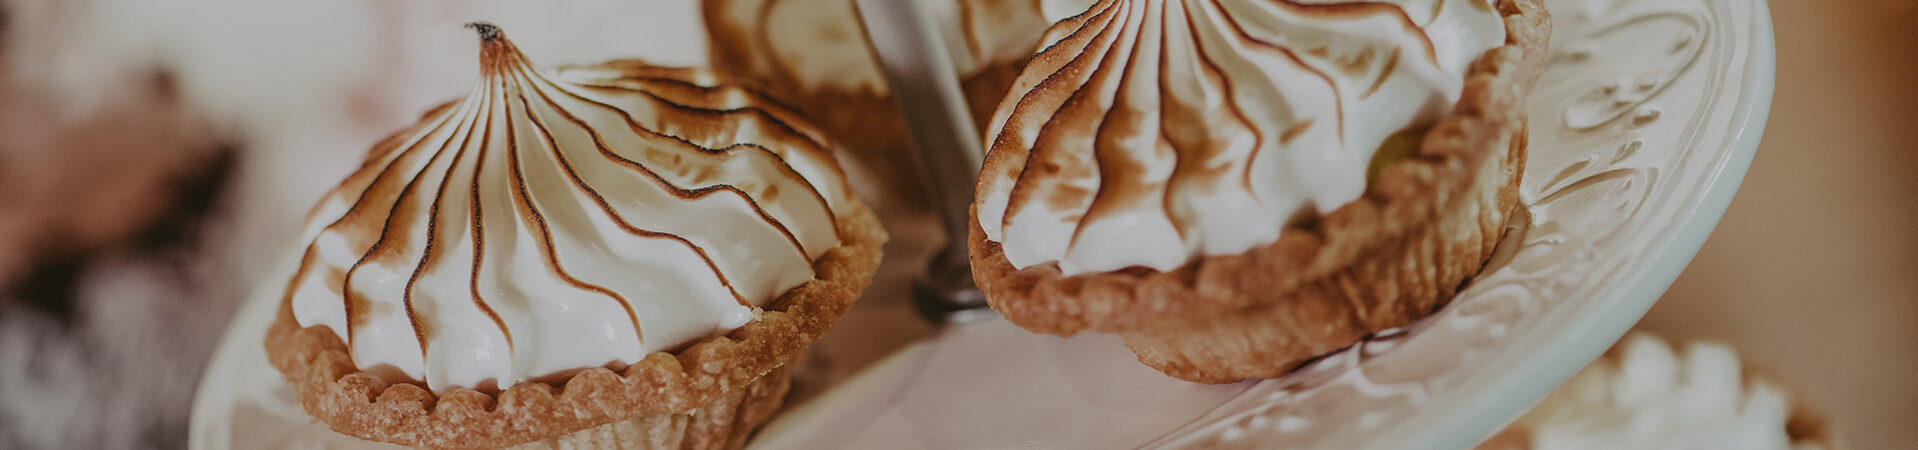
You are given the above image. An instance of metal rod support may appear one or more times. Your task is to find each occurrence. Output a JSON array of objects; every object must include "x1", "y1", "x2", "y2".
[{"x1": 854, "y1": 0, "x2": 994, "y2": 322}]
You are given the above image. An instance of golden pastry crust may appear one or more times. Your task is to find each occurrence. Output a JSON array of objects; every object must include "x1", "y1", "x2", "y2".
[
  {"x1": 1115, "y1": 123, "x2": 1525, "y2": 382},
  {"x1": 265, "y1": 201, "x2": 886, "y2": 449},
  {"x1": 969, "y1": 0, "x2": 1551, "y2": 383},
  {"x1": 503, "y1": 363, "x2": 795, "y2": 450}
]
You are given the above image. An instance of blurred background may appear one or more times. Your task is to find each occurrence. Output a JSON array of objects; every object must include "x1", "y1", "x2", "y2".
[
  {"x1": 1638, "y1": 0, "x2": 1918, "y2": 447},
  {"x1": 0, "y1": 0, "x2": 1909, "y2": 448}
]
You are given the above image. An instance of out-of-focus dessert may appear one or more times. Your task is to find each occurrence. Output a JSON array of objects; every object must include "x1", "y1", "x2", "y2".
[
  {"x1": 1478, "y1": 332, "x2": 1836, "y2": 450},
  {"x1": 0, "y1": 71, "x2": 225, "y2": 297},
  {"x1": 263, "y1": 23, "x2": 884, "y2": 448}
]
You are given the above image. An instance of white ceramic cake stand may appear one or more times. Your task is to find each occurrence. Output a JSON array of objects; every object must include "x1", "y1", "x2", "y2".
[{"x1": 188, "y1": 0, "x2": 1774, "y2": 447}]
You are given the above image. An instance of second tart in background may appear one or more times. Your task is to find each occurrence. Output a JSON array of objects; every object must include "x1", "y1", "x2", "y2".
[{"x1": 701, "y1": 0, "x2": 1093, "y2": 213}]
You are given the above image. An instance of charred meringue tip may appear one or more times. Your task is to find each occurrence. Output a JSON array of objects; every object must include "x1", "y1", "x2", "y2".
[
  {"x1": 466, "y1": 22, "x2": 517, "y2": 75},
  {"x1": 465, "y1": 21, "x2": 502, "y2": 42}
]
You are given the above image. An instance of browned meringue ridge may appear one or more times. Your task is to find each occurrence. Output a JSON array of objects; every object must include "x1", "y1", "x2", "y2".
[
  {"x1": 977, "y1": 0, "x2": 1510, "y2": 274},
  {"x1": 970, "y1": 0, "x2": 1549, "y2": 383},
  {"x1": 266, "y1": 24, "x2": 886, "y2": 448}
]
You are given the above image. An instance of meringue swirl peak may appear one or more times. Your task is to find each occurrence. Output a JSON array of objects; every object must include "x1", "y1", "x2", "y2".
[
  {"x1": 976, "y1": 0, "x2": 1506, "y2": 275},
  {"x1": 284, "y1": 23, "x2": 852, "y2": 393}
]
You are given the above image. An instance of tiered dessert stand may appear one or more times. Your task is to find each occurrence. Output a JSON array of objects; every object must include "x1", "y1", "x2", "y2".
[{"x1": 189, "y1": 0, "x2": 1774, "y2": 447}]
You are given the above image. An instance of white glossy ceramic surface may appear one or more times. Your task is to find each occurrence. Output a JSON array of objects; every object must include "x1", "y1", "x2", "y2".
[{"x1": 187, "y1": 0, "x2": 1774, "y2": 447}]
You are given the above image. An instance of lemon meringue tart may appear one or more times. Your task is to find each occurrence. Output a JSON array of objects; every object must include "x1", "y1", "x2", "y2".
[
  {"x1": 702, "y1": 0, "x2": 1091, "y2": 209},
  {"x1": 970, "y1": 0, "x2": 1550, "y2": 383},
  {"x1": 263, "y1": 23, "x2": 884, "y2": 448}
]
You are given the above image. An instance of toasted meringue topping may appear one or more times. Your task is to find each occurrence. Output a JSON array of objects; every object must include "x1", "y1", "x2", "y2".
[
  {"x1": 706, "y1": 0, "x2": 1094, "y2": 94},
  {"x1": 284, "y1": 23, "x2": 851, "y2": 393},
  {"x1": 976, "y1": 0, "x2": 1505, "y2": 274}
]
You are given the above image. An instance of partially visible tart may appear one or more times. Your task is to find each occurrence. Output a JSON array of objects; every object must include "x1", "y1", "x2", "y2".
[
  {"x1": 264, "y1": 23, "x2": 884, "y2": 449},
  {"x1": 1479, "y1": 332, "x2": 1837, "y2": 450},
  {"x1": 970, "y1": 0, "x2": 1551, "y2": 383},
  {"x1": 701, "y1": 0, "x2": 1092, "y2": 210}
]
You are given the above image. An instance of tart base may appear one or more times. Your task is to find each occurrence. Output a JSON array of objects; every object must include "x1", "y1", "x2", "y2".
[
  {"x1": 1118, "y1": 117, "x2": 1525, "y2": 382},
  {"x1": 265, "y1": 201, "x2": 886, "y2": 449},
  {"x1": 503, "y1": 363, "x2": 794, "y2": 450},
  {"x1": 968, "y1": 0, "x2": 1551, "y2": 383}
]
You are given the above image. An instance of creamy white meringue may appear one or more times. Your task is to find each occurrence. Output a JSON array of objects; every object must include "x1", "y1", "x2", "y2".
[
  {"x1": 1505, "y1": 333, "x2": 1819, "y2": 450},
  {"x1": 283, "y1": 23, "x2": 851, "y2": 393},
  {"x1": 705, "y1": 0, "x2": 1095, "y2": 95},
  {"x1": 976, "y1": 0, "x2": 1506, "y2": 274}
]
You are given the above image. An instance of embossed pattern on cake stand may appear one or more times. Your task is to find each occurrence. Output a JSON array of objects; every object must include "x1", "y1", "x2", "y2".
[{"x1": 1148, "y1": 0, "x2": 1774, "y2": 447}]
